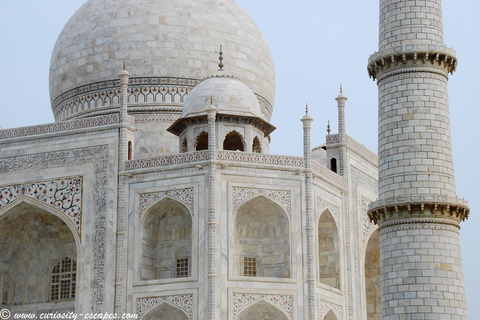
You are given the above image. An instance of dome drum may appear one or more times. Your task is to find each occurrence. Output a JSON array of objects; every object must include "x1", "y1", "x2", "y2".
[{"x1": 51, "y1": 76, "x2": 273, "y2": 122}]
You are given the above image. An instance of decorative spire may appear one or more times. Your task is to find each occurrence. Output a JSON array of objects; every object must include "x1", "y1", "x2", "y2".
[
  {"x1": 301, "y1": 102, "x2": 313, "y2": 123},
  {"x1": 327, "y1": 121, "x2": 331, "y2": 135},
  {"x1": 123, "y1": 60, "x2": 126, "y2": 70},
  {"x1": 210, "y1": 94, "x2": 213, "y2": 105},
  {"x1": 336, "y1": 84, "x2": 347, "y2": 102},
  {"x1": 218, "y1": 45, "x2": 224, "y2": 71}
]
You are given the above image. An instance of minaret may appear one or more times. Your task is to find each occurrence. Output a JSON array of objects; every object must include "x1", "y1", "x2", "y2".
[
  {"x1": 206, "y1": 95, "x2": 219, "y2": 320},
  {"x1": 301, "y1": 104, "x2": 317, "y2": 320},
  {"x1": 335, "y1": 86, "x2": 347, "y2": 177},
  {"x1": 367, "y1": 1, "x2": 469, "y2": 319}
]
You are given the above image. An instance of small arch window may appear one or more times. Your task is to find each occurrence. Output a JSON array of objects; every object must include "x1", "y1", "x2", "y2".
[
  {"x1": 330, "y1": 158, "x2": 337, "y2": 173},
  {"x1": 252, "y1": 137, "x2": 262, "y2": 153},
  {"x1": 223, "y1": 131, "x2": 244, "y2": 151},
  {"x1": 195, "y1": 132, "x2": 208, "y2": 151},
  {"x1": 50, "y1": 257, "x2": 76, "y2": 301},
  {"x1": 128, "y1": 141, "x2": 133, "y2": 160}
]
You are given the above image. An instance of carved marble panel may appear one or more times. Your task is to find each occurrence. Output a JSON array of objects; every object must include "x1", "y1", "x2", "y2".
[
  {"x1": 0, "y1": 178, "x2": 82, "y2": 235},
  {"x1": 233, "y1": 293, "x2": 293, "y2": 320},
  {"x1": 137, "y1": 294, "x2": 193, "y2": 319}
]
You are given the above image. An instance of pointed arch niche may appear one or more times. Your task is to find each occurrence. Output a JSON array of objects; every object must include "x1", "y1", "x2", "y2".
[
  {"x1": 318, "y1": 210, "x2": 340, "y2": 289},
  {"x1": 0, "y1": 200, "x2": 77, "y2": 308},
  {"x1": 252, "y1": 136, "x2": 262, "y2": 153},
  {"x1": 223, "y1": 130, "x2": 245, "y2": 151},
  {"x1": 236, "y1": 300, "x2": 288, "y2": 320},
  {"x1": 140, "y1": 198, "x2": 192, "y2": 281},
  {"x1": 365, "y1": 229, "x2": 381, "y2": 320},
  {"x1": 142, "y1": 302, "x2": 189, "y2": 320},
  {"x1": 233, "y1": 196, "x2": 290, "y2": 278},
  {"x1": 324, "y1": 310, "x2": 339, "y2": 320}
]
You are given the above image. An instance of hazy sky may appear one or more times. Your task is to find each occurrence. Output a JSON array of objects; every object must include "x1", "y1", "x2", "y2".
[{"x1": 0, "y1": 0, "x2": 478, "y2": 317}]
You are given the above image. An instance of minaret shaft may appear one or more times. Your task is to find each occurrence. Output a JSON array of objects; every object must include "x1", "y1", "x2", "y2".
[{"x1": 368, "y1": 1, "x2": 469, "y2": 319}]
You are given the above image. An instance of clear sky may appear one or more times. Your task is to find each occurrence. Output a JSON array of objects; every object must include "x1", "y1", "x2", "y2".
[{"x1": 0, "y1": 0, "x2": 478, "y2": 317}]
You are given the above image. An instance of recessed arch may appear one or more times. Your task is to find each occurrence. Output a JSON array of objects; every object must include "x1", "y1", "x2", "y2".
[
  {"x1": 139, "y1": 195, "x2": 193, "y2": 223},
  {"x1": 140, "y1": 198, "x2": 192, "y2": 280},
  {"x1": 364, "y1": 228, "x2": 381, "y2": 320},
  {"x1": 318, "y1": 209, "x2": 340, "y2": 289},
  {"x1": 0, "y1": 196, "x2": 81, "y2": 253},
  {"x1": 324, "y1": 309, "x2": 339, "y2": 320},
  {"x1": 223, "y1": 130, "x2": 245, "y2": 151},
  {"x1": 142, "y1": 301, "x2": 189, "y2": 320},
  {"x1": 236, "y1": 300, "x2": 288, "y2": 320},
  {"x1": 195, "y1": 131, "x2": 208, "y2": 151},
  {"x1": 0, "y1": 200, "x2": 78, "y2": 308},
  {"x1": 233, "y1": 195, "x2": 290, "y2": 278}
]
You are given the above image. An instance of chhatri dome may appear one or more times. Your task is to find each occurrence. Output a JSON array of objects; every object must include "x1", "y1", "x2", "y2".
[
  {"x1": 182, "y1": 75, "x2": 263, "y2": 119},
  {"x1": 49, "y1": 0, "x2": 275, "y2": 122}
]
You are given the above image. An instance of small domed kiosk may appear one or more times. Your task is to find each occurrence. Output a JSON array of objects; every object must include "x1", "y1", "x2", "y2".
[{"x1": 168, "y1": 52, "x2": 275, "y2": 153}]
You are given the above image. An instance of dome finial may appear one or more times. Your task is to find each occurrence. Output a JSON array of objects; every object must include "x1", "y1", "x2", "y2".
[
  {"x1": 306, "y1": 103, "x2": 309, "y2": 114},
  {"x1": 210, "y1": 94, "x2": 213, "y2": 105},
  {"x1": 340, "y1": 84, "x2": 343, "y2": 94},
  {"x1": 327, "y1": 121, "x2": 331, "y2": 135},
  {"x1": 123, "y1": 60, "x2": 126, "y2": 70},
  {"x1": 218, "y1": 45, "x2": 224, "y2": 71}
]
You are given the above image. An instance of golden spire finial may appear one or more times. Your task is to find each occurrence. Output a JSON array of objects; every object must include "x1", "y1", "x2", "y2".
[
  {"x1": 123, "y1": 60, "x2": 126, "y2": 70},
  {"x1": 218, "y1": 45, "x2": 224, "y2": 71},
  {"x1": 306, "y1": 103, "x2": 309, "y2": 114},
  {"x1": 340, "y1": 84, "x2": 343, "y2": 94},
  {"x1": 327, "y1": 121, "x2": 331, "y2": 135},
  {"x1": 210, "y1": 94, "x2": 213, "y2": 105}
]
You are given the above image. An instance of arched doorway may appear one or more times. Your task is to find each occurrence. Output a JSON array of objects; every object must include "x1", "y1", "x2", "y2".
[
  {"x1": 140, "y1": 198, "x2": 192, "y2": 280},
  {"x1": 234, "y1": 196, "x2": 290, "y2": 278},
  {"x1": 237, "y1": 300, "x2": 288, "y2": 320},
  {"x1": 142, "y1": 302, "x2": 188, "y2": 320},
  {"x1": 252, "y1": 136, "x2": 262, "y2": 153},
  {"x1": 318, "y1": 210, "x2": 340, "y2": 289},
  {"x1": 223, "y1": 131, "x2": 245, "y2": 151},
  {"x1": 324, "y1": 310, "x2": 338, "y2": 320},
  {"x1": 0, "y1": 201, "x2": 77, "y2": 310}
]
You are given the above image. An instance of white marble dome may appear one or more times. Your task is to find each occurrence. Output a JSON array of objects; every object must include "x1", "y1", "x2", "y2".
[
  {"x1": 49, "y1": 0, "x2": 275, "y2": 120},
  {"x1": 182, "y1": 75, "x2": 263, "y2": 118}
]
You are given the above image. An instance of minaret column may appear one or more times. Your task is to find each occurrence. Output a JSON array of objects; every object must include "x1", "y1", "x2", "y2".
[
  {"x1": 368, "y1": 1, "x2": 469, "y2": 319},
  {"x1": 206, "y1": 99, "x2": 219, "y2": 320},
  {"x1": 335, "y1": 87, "x2": 347, "y2": 177},
  {"x1": 115, "y1": 64, "x2": 131, "y2": 314},
  {"x1": 301, "y1": 105, "x2": 317, "y2": 320}
]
